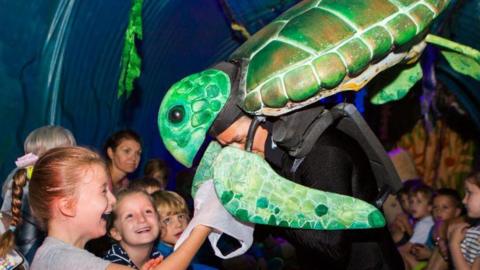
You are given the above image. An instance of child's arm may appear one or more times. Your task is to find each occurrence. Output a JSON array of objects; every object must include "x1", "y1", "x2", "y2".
[
  {"x1": 107, "y1": 264, "x2": 135, "y2": 270},
  {"x1": 411, "y1": 243, "x2": 432, "y2": 261},
  {"x1": 426, "y1": 248, "x2": 448, "y2": 270},
  {"x1": 472, "y1": 257, "x2": 480, "y2": 269},
  {"x1": 398, "y1": 242, "x2": 418, "y2": 269},
  {"x1": 396, "y1": 213, "x2": 413, "y2": 235},
  {"x1": 106, "y1": 258, "x2": 163, "y2": 270},
  {"x1": 448, "y1": 222, "x2": 470, "y2": 270},
  {"x1": 153, "y1": 225, "x2": 212, "y2": 270}
]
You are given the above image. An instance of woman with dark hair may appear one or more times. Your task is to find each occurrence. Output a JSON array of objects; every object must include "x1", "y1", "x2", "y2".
[{"x1": 104, "y1": 130, "x2": 142, "y2": 191}]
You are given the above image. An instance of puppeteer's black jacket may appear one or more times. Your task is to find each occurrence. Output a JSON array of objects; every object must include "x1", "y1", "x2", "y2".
[{"x1": 263, "y1": 127, "x2": 404, "y2": 270}]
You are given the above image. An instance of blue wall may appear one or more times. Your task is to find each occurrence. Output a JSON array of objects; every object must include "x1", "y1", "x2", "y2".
[{"x1": 0, "y1": 0, "x2": 297, "y2": 186}]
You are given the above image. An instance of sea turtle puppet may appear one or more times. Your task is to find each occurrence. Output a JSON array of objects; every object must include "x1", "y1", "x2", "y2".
[{"x1": 155, "y1": 0, "x2": 480, "y2": 232}]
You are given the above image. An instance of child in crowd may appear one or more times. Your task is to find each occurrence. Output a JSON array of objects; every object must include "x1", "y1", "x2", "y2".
[
  {"x1": 408, "y1": 184, "x2": 435, "y2": 245},
  {"x1": 21, "y1": 146, "x2": 210, "y2": 270},
  {"x1": 390, "y1": 180, "x2": 422, "y2": 246},
  {"x1": 152, "y1": 191, "x2": 189, "y2": 258},
  {"x1": 448, "y1": 172, "x2": 480, "y2": 269},
  {"x1": 104, "y1": 189, "x2": 162, "y2": 269},
  {"x1": 1, "y1": 125, "x2": 76, "y2": 262},
  {"x1": 128, "y1": 178, "x2": 163, "y2": 195},
  {"x1": 152, "y1": 191, "x2": 216, "y2": 270},
  {"x1": 144, "y1": 159, "x2": 169, "y2": 190},
  {"x1": 0, "y1": 170, "x2": 30, "y2": 270},
  {"x1": 412, "y1": 188, "x2": 463, "y2": 269},
  {"x1": 398, "y1": 184, "x2": 434, "y2": 269}
]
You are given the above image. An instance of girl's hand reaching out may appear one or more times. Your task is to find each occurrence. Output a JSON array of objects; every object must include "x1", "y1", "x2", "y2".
[{"x1": 141, "y1": 257, "x2": 164, "y2": 270}]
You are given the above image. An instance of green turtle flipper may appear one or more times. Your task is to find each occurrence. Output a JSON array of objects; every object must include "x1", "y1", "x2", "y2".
[
  {"x1": 212, "y1": 146, "x2": 385, "y2": 230},
  {"x1": 192, "y1": 141, "x2": 223, "y2": 198}
]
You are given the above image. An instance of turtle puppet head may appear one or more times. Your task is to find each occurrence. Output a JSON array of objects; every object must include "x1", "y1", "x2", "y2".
[{"x1": 158, "y1": 63, "x2": 243, "y2": 167}]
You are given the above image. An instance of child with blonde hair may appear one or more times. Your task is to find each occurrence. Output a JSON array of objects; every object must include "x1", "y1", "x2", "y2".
[
  {"x1": 152, "y1": 191, "x2": 189, "y2": 257},
  {"x1": 6, "y1": 146, "x2": 210, "y2": 270},
  {"x1": 152, "y1": 191, "x2": 216, "y2": 270},
  {"x1": 0, "y1": 125, "x2": 76, "y2": 263},
  {"x1": 104, "y1": 189, "x2": 162, "y2": 269}
]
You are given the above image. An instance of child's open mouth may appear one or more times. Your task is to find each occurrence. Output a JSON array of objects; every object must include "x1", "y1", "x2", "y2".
[
  {"x1": 101, "y1": 212, "x2": 112, "y2": 221},
  {"x1": 135, "y1": 227, "x2": 152, "y2": 234},
  {"x1": 175, "y1": 231, "x2": 184, "y2": 238}
]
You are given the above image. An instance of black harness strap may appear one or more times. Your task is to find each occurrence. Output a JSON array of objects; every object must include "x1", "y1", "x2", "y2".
[{"x1": 272, "y1": 103, "x2": 402, "y2": 208}]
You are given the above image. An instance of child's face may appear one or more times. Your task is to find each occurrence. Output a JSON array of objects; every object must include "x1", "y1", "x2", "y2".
[
  {"x1": 111, "y1": 193, "x2": 159, "y2": 248},
  {"x1": 432, "y1": 195, "x2": 460, "y2": 222},
  {"x1": 409, "y1": 193, "x2": 432, "y2": 219},
  {"x1": 159, "y1": 211, "x2": 188, "y2": 246},
  {"x1": 398, "y1": 193, "x2": 410, "y2": 214},
  {"x1": 152, "y1": 172, "x2": 166, "y2": 189},
  {"x1": 463, "y1": 181, "x2": 480, "y2": 218},
  {"x1": 75, "y1": 164, "x2": 116, "y2": 240}
]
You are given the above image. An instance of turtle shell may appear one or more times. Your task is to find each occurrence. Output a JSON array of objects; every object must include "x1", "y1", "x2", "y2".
[{"x1": 230, "y1": 0, "x2": 449, "y2": 116}]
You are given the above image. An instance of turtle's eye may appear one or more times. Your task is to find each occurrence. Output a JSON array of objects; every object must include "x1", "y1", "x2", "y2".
[{"x1": 168, "y1": 105, "x2": 185, "y2": 124}]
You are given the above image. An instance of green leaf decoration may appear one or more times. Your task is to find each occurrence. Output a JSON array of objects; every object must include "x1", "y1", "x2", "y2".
[
  {"x1": 440, "y1": 50, "x2": 480, "y2": 81},
  {"x1": 426, "y1": 34, "x2": 480, "y2": 62},
  {"x1": 117, "y1": 0, "x2": 143, "y2": 98},
  {"x1": 371, "y1": 63, "x2": 423, "y2": 105}
]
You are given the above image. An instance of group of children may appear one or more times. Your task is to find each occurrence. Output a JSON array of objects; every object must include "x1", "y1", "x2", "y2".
[
  {"x1": 390, "y1": 175, "x2": 480, "y2": 269},
  {"x1": 0, "y1": 126, "x2": 298, "y2": 270},
  {"x1": 0, "y1": 126, "x2": 218, "y2": 270},
  {"x1": 2, "y1": 146, "x2": 213, "y2": 270}
]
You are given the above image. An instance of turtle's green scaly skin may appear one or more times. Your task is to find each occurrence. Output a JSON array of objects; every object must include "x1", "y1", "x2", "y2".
[
  {"x1": 192, "y1": 141, "x2": 222, "y2": 197},
  {"x1": 232, "y1": 0, "x2": 450, "y2": 115},
  {"x1": 157, "y1": 69, "x2": 230, "y2": 167},
  {"x1": 194, "y1": 142, "x2": 385, "y2": 230}
]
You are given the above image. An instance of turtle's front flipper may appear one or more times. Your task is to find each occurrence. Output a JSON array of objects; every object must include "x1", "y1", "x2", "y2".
[
  {"x1": 192, "y1": 141, "x2": 223, "y2": 198},
  {"x1": 212, "y1": 146, "x2": 385, "y2": 230}
]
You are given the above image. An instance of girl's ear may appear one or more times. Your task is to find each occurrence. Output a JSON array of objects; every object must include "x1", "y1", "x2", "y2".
[
  {"x1": 109, "y1": 227, "x2": 122, "y2": 242},
  {"x1": 58, "y1": 197, "x2": 77, "y2": 217}
]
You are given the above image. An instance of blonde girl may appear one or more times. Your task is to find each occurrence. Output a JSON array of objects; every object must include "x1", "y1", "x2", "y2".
[{"x1": 20, "y1": 146, "x2": 209, "y2": 270}]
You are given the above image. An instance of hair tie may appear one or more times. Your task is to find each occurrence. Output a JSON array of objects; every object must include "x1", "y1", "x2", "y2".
[
  {"x1": 9, "y1": 225, "x2": 16, "y2": 232},
  {"x1": 26, "y1": 166, "x2": 34, "y2": 179},
  {"x1": 15, "y1": 153, "x2": 38, "y2": 168}
]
